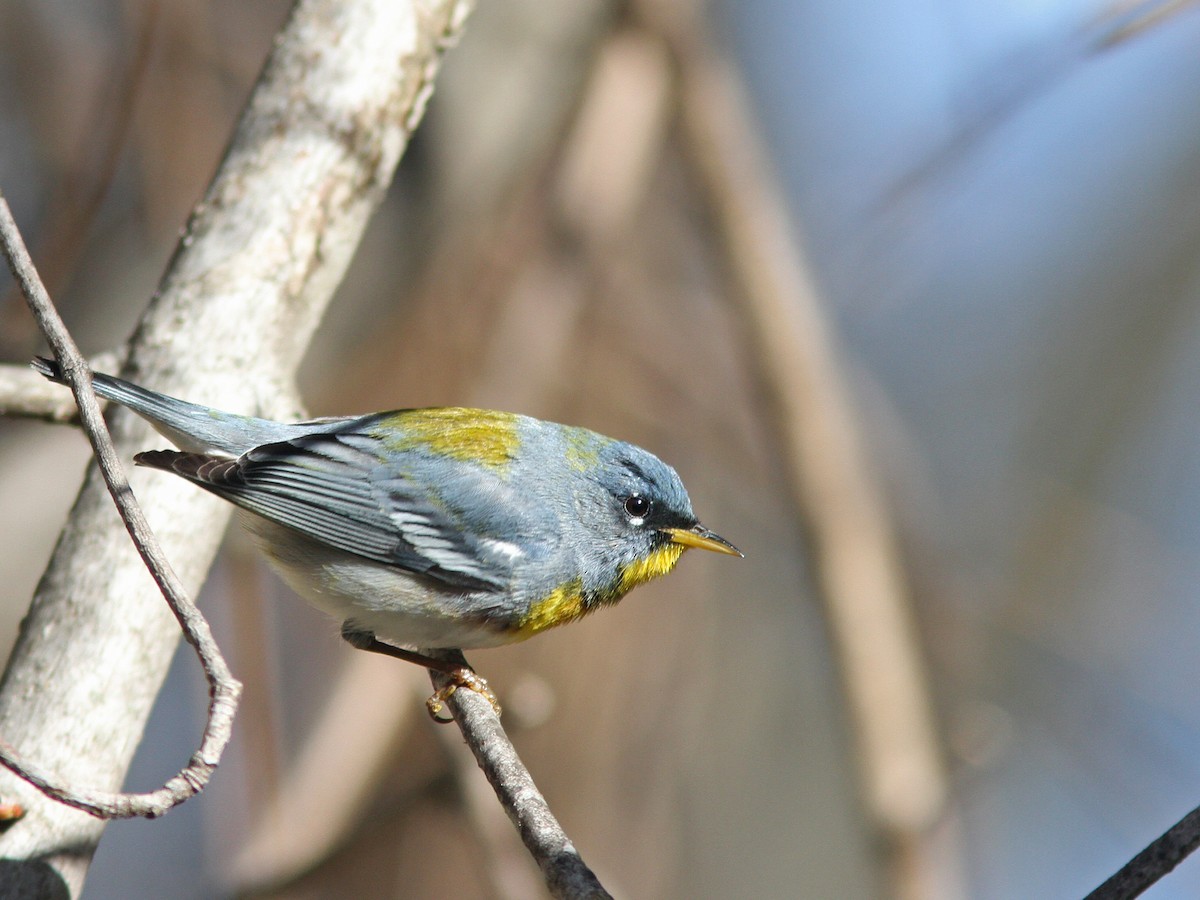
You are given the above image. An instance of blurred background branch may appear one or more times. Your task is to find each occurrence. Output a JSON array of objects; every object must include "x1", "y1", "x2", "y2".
[{"x1": 645, "y1": 6, "x2": 955, "y2": 898}]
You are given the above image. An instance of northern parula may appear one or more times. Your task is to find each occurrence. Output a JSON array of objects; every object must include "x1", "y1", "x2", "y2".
[{"x1": 34, "y1": 358, "x2": 741, "y2": 717}]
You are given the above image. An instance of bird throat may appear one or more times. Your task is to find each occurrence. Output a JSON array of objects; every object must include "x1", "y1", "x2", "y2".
[
  {"x1": 616, "y1": 542, "x2": 685, "y2": 595},
  {"x1": 515, "y1": 543, "x2": 686, "y2": 639},
  {"x1": 516, "y1": 579, "x2": 587, "y2": 638}
]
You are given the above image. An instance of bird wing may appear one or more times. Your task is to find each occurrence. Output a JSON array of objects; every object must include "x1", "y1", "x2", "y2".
[{"x1": 136, "y1": 428, "x2": 523, "y2": 592}]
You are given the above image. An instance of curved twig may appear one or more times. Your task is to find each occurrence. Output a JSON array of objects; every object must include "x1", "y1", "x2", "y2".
[{"x1": 0, "y1": 196, "x2": 241, "y2": 819}]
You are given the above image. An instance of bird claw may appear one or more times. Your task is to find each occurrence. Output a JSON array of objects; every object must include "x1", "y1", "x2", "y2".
[{"x1": 426, "y1": 669, "x2": 502, "y2": 723}]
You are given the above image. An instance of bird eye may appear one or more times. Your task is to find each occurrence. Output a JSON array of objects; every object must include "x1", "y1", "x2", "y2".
[{"x1": 624, "y1": 495, "x2": 651, "y2": 520}]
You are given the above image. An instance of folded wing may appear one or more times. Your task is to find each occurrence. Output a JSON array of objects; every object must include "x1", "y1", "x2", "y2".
[{"x1": 136, "y1": 428, "x2": 517, "y2": 592}]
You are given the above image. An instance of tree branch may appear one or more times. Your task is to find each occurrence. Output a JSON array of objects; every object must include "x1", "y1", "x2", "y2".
[
  {"x1": 0, "y1": 1, "x2": 473, "y2": 895},
  {"x1": 0, "y1": 196, "x2": 241, "y2": 820},
  {"x1": 1085, "y1": 805, "x2": 1200, "y2": 899},
  {"x1": 435, "y1": 671, "x2": 613, "y2": 900}
]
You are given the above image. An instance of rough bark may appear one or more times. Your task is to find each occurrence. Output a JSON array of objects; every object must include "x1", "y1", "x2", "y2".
[{"x1": 0, "y1": 1, "x2": 471, "y2": 895}]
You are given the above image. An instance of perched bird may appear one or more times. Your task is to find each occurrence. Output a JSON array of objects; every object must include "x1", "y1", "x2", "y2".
[{"x1": 34, "y1": 357, "x2": 741, "y2": 718}]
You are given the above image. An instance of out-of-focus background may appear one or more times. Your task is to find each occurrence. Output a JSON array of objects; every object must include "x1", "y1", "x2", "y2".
[{"x1": 1, "y1": 1, "x2": 1199, "y2": 897}]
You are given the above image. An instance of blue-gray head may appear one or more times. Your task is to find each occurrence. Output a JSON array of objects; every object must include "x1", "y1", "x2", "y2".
[{"x1": 564, "y1": 435, "x2": 740, "y2": 602}]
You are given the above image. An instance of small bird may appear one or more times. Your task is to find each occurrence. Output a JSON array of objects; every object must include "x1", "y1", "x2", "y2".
[{"x1": 34, "y1": 357, "x2": 741, "y2": 718}]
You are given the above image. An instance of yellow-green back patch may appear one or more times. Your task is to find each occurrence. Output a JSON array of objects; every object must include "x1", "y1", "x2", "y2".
[
  {"x1": 562, "y1": 425, "x2": 609, "y2": 472},
  {"x1": 382, "y1": 408, "x2": 520, "y2": 471}
]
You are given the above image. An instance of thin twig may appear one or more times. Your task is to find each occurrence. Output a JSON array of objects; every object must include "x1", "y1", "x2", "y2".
[
  {"x1": 1084, "y1": 805, "x2": 1200, "y2": 899},
  {"x1": 0, "y1": 195, "x2": 241, "y2": 819},
  {"x1": 432, "y1": 703, "x2": 549, "y2": 900},
  {"x1": 435, "y1": 670, "x2": 613, "y2": 900}
]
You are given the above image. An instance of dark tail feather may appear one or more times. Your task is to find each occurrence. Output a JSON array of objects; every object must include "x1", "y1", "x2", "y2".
[
  {"x1": 134, "y1": 450, "x2": 242, "y2": 486},
  {"x1": 30, "y1": 356, "x2": 65, "y2": 383}
]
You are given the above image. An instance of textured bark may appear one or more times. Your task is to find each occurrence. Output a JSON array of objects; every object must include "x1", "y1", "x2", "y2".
[{"x1": 0, "y1": 1, "x2": 471, "y2": 895}]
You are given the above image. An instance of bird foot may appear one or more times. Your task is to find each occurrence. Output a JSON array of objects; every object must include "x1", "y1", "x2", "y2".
[{"x1": 426, "y1": 669, "x2": 502, "y2": 723}]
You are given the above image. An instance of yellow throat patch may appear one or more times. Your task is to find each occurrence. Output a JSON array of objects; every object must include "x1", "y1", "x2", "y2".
[
  {"x1": 515, "y1": 543, "x2": 687, "y2": 639},
  {"x1": 617, "y1": 543, "x2": 685, "y2": 595},
  {"x1": 517, "y1": 579, "x2": 587, "y2": 638}
]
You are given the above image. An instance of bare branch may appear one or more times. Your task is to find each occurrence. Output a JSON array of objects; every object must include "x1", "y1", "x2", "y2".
[
  {"x1": 0, "y1": 196, "x2": 241, "y2": 820},
  {"x1": 1085, "y1": 805, "x2": 1200, "y2": 899},
  {"x1": 0, "y1": 1, "x2": 474, "y2": 894},
  {"x1": 435, "y1": 671, "x2": 613, "y2": 900}
]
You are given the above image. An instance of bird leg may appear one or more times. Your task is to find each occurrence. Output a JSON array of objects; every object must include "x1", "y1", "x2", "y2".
[{"x1": 339, "y1": 624, "x2": 501, "y2": 722}]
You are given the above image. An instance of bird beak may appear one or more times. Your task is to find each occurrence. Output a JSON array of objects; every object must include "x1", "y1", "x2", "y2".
[{"x1": 665, "y1": 524, "x2": 744, "y2": 557}]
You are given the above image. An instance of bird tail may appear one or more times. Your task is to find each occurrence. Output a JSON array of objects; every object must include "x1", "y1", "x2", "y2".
[
  {"x1": 33, "y1": 356, "x2": 193, "y2": 424},
  {"x1": 30, "y1": 356, "x2": 275, "y2": 455}
]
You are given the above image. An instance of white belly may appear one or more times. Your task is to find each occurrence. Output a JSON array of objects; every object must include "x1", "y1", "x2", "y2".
[{"x1": 242, "y1": 516, "x2": 519, "y2": 650}]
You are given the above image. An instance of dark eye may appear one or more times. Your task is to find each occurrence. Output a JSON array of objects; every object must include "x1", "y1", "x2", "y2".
[{"x1": 624, "y1": 495, "x2": 651, "y2": 519}]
